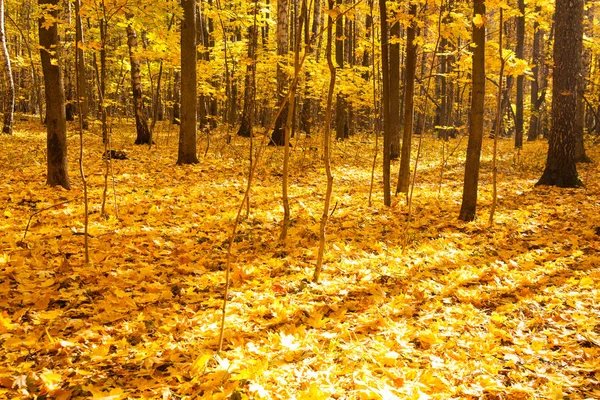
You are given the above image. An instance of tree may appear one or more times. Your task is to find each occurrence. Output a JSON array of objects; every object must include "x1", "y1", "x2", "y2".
[
  {"x1": 389, "y1": 16, "x2": 400, "y2": 159},
  {"x1": 526, "y1": 6, "x2": 544, "y2": 142},
  {"x1": 379, "y1": 0, "x2": 391, "y2": 206},
  {"x1": 536, "y1": 0, "x2": 584, "y2": 187},
  {"x1": 270, "y1": 0, "x2": 289, "y2": 146},
  {"x1": 396, "y1": 4, "x2": 417, "y2": 194},
  {"x1": 514, "y1": 0, "x2": 524, "y2": 148},
  {"x1": 334, "y1": 0, "x2": 347, "y2": 140},
  {"x1": 74, "y1": 0, "x2": 88, "y2": 130},
  {"x1": 39, "y1": 0, "x2": 70, "y2": 189},
  {"x1": 458, "y1": 0, "x2": 485, "y2": 221},
  {"x1": 177, "y1": 0, "x2": 199, "y2": 165},
  {"x1": 237, "y1": 0, "x2": 258, "y2": 138},
  {"x1": 126, "y1": 15, "x2": 152, "y2": 145},
  {"x1": 0, "y1": 0, "x2": 14, "y2": 135}
]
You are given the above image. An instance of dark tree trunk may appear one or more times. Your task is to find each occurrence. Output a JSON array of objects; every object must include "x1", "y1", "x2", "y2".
[
  {"x1": 74, "y1": 0, "x2": 88, "y2": 129},
  {"x1": 334, "y1": 0, "x2": 347, "y2": 140},
  {"x1": 389, "y1": 18, "x2": 400, "y2": 159},
  {"x1": 39, "y1": 0, "x2": 70, "y2": 189},
  {"x1": 270, "y1": 0, "x2": 289, "y2": 146},
  {"x1": 126, "y1": 16, "x2": 152, "y2": 145},
  {"x1": 514, "y1": 0, "x2": 524, "y2": 148},
  {"x1": 177, "y1": 0, "x2": 198, "y2": 164},
  {"x1": 527, "y1": 7, "x2": 543, "y2": 141},
  {"x1": 458, "y1": 0, "x2": 485, "y2": 221},
  {"x1": 536, "y1": 0, "x2": 583, "y2": 187},
  {"x1": 299, "y1": 0, "x2": 320, "y2": 136},
  {"x1": 379, "y1": 0, "x2": 390, "y2": 205},
  {"x1": 237, "y1": 1, "x2": 258, "y2": 138},
  {"x1": 172, "y1": 69, "x2": 180, "y2": 125},
  {"x1": 397, "y1": 4, "x2": 417, "y2": 194},
  {"x1": 1, "y1": 0, "x2": 14, "y2": 134}
]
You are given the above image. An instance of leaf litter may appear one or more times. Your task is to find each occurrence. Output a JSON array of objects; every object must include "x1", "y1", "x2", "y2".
[{"x1": 0, "y1": 121, "x2": 599, "y2": 399}]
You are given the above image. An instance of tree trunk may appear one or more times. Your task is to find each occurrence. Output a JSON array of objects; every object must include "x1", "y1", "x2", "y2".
[
  {"x1": 74, "y1": 0, "x2": 87, "y2": 129},
  {"x1": 334, "y1": 0, "x2": 347, "y2": 140},
  {"x1": 379, "y1": 0, "x2": 390, "y2": 206},
  {"x1": 397, "y1": 4, "x2": 417, "y2": 194},
  {"x1": 514, "y1": 0, "x2": 524, "y2": 148},
  {"x1": 536, "y1": 0, "x2": 583, "y2": 187},
  {"x1": 389, "y1": 19, "x2": 400, "y2": 159},
  {"x1": 172, "y1": 69, "x2": 180, "y2": 125},
  {"x1": 270, "y1": 0, "x2": 289, "y2": 146},
  {"x1": 237, "y1": 1, "x2": 257, "y2": 138},
  {"x1": 458, "y1": 0, "x2": 485, "y2": 221},
  {"x1": 527, "y1": 7, "x2": 542, "y2": 141},
  {"x1": 126, "y1": 16, "x2": 152, "y2": 145},
  {"x1": 0, "y1": 0, "x2": 14, "y2": 134},
  {"x1": 177, "y1": 0, "x2": 198, "y2": 164},
  {"x1": 39, "y1": 0, "x2": 70, "y2": 189}
]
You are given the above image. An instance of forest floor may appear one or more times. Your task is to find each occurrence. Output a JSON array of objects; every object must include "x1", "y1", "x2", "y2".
[{"x1": 1, "y1": 119, "x2": 599, "y2": 400}]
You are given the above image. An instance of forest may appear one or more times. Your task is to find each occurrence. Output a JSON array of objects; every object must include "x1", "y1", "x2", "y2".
[{"x1": 1, "y1": 0, "x2": 600, "y2": 398}]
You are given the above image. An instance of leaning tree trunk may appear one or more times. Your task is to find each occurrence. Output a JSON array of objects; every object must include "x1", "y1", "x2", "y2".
[
  {"x1": 126, "y1": 16, "x2": 152, "y2": 145},
  {"x1": 0, "y1": 0, "x2": 14, "y2": 134},
  {"x1": 458, "y1": 0, "x2": 485, "y2": 221},
  {"x1": 177, "y1": 0, "x2": 199, "y2": 164},
  {"x1": 536, "y1": 0, "x2": 583, "y2": 187},
  {"x1": 39, "y1": 0, "x2": 70, "y2": 189}
]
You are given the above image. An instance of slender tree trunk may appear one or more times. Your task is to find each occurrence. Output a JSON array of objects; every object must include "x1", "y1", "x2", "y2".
[
  {"x1": 389, "y1": 18, "x2": 400, "y2": 159},
  {"x1": 379, "y1": 0, "x2": 390, "y2": 206},
  {"x1": 514, "y1": 0, "x2": 524, "y2": 148},
  {"x1": 397, "y1": 4, "x2": 417, "y2": 194},
  {"x1": 270, "y1": 0, "x2": 289, "y2": 145},
  {"x1": 0, "y1": 0, "x2": 14, "y2": 134},
  {"x1": 237, "y1": 0, "x2": 258, "y2": 137},
  {"x1": 334, "y1": 0, "x2": 347, "y2": 140},
  {"x1": 39, "y1": 0, "x2": 70, "y2": 189},
  {"x1": 177, "y1": 0, "x2": 199, "y2": 164},
  {"x1": 458, "y1": 0, "x2": 485, "y2": 221},
  {"x1": 527, "y1": 7, "x2": 542, "y2": 141},
  {"x1": 126, "y1": 16, "x2": 152, "y2": 145},
  {"x1": 314, "y1": 0, "x2": 335, "y2": 283},
  {"x1": 74, "y1": 0, "x2": 87, "y2": 129},
  {"x1": 536, "y1": 0, "x2": 583, "y2": 187}
]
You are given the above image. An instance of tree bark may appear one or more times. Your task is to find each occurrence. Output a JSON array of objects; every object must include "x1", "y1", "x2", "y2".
[
  {"x1": 126, "y1": 15, "x2": 152, "y2": 145},
  {"x1": 379, "y1": 0, "x2": 390, "y2": 206},
  {"x1": 527, "y1": 7, "x2": 542, "y2": 141},
  {"x1": 389, "y1": 18, "x2": 400, "y2": 158},
  {"x1": 237, "y1": 0, "x2": 258, "y2": 138},
  {"x1": 0, "y1": 0, "x2": 14, "y2": 134},
  {"x1": 270, "y1": 0, "x2": 289, "y2": 146},
  {"x1": 74, "y1": 0, "x2": 88, "y2": 129},
  {"x1": 177, "y1": 0, "x2": 198, "y2": 164},
  {"x1": 458, "y1": 0, "x2": 485, "y2": 221},
  {"x1": 514, "y1": 0, "x2": 524, "y2": 148},
  {"x1": 536, "y1": 0, "x2": 583, "y2": 187},
  {"x1": 39, "y1": 0, "x2": 70, "y2": 189},
  {"x1": 334, "y1": 0, "x2": 347, "y2": 140},
  {"x1": 396, "y1": 4, "x2": 417, "y2": 194}
]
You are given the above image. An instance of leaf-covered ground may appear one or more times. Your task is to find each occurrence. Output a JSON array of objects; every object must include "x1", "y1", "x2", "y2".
[{"x1": 1, "y1": 120, "x2": 599, "y2": 400}]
